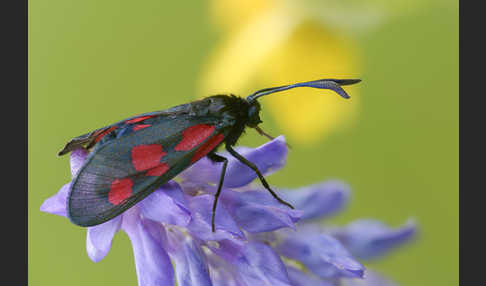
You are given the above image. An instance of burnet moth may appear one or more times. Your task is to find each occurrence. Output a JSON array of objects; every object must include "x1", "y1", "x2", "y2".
[{"x1": 59, "y1": 78, "x2": 361, "y2": 231}]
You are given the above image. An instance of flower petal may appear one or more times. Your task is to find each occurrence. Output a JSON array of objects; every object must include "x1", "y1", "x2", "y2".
[
  {"x1": 279, "y1": 180, "x2": 350, "y2": 221},
  {"x1": 277, "y1": 230, "x2": 365, "y2": 279},
  {"x1": 341, "y1": 270, "x2": 399, "y2": 286},
  {"x1": 286, "y1": 265, "x2": 336, "y2": 286},
  {"x1": 186, "y1": 194, "x2": 245, "y2": 241},
  {"x1": 166, "y1": 230, "x2": 212, "y2": 286},
  {"x1": 332, "y1": 219, "x2": 417, "y2": 260},
  {"x1": 86, "y1": 216, "x2": 122, "y2": 262},
  {"x1": 220, "y1": 240, "x2": 293, "y2": 286},
  {"x1": 70, "y1": 147, "x2": 89, "y2": 178},
  {"x1": 180, "y1": 180, "x2": 215, "y2": 196},
  {"x1": 121, "y1": 208, "x2": 174, "y2": 286},
  {"x1": 138, "y1": 181, "x2": 191, "y2": 226},
  {"x1": 40, "y1": 183, "x2": 70, "y2": 217},
  {"x1": 181, "y1": 136, "x2": 288, "y2": 188},
  {"x1": 206, "y1": 251, "x2": 244, "y2": 286},
  {"x1": 221, "y1": 189, "x2": 302, "y2": 233}
]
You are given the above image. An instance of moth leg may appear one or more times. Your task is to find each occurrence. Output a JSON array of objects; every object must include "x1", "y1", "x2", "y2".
[
  {"x1": 254, "y1": 126, "x2": 292, "y2": 149},
  {"x1": 255, "y1": 125, "x2": 276, "y2": 141},
  {"x1": 225, "y1": 145, "x2": 294, "y2": 209},
  {"x1": 207, "y1": 152, "x2": 229, "y2": 232}
]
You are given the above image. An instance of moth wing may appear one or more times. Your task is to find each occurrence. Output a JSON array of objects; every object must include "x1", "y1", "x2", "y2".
[
  {"x1": 58, "y1": 104, "x2": 192, "y2": 156},
  {"x1": 68, "y1": 115, "x2": 228, "y2": 226}
]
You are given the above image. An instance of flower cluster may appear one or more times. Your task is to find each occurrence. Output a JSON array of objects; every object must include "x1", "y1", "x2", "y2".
[{"x1": 41, "y1": 136, "x2": 416, "y2": 286}]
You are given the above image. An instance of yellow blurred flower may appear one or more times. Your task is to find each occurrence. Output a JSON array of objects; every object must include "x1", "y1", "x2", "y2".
[
  {"x1": 209, "y1": 0, "x2": 277, "y2": 32},
  {"x1": 200, "y1": 0, "x2": 361, "y2": 145},
  {"x1": 258, "y1": 22, "x2": 360, "y2": 143}
]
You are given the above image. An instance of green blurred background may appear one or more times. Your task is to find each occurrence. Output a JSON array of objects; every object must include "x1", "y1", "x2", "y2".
[{"x1": 29, "y1": 0, "x2": 458, "y2": 285}]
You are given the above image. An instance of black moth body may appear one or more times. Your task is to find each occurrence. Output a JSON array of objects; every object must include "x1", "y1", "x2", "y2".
[{"x1": 59, "y1": 78, "x2": 361, "y2": 231}]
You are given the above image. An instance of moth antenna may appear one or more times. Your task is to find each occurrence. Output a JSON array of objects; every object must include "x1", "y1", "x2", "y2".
[
  {"x1": 246, "y1": 78, "x2": 361, "y2": 103},
  {"x1": 255, "y1": 126, "x2": 292, "y2": 149}
]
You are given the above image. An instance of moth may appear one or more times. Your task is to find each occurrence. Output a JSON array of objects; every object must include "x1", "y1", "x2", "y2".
[{"x1": 59, "y1": 78, "x2": 361, "y2": 231}]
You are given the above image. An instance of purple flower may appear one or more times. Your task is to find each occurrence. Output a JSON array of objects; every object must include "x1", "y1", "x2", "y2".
[{"x1": 41, "y1": 136, "x2": 416, "y2": 286}]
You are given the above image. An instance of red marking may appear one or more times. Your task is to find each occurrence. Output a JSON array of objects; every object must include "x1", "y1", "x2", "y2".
[
  {"x1": 146, "y1": 163, "x2": 170, "y2": 176},
  {"x1": 125, "y1": 116, "x2": 152, "y2": 124},
  {"x1": 94, "y1": 126, "x2": 117, "y2": 143},
  {"x1": 133, "y1": 124, "x2": 151, "y2": 131},
  {"x1": 131, "y1": 143, "x2": 169, "y2": 176},
  {"x1": 131, "y1": 144, "x2": 167, "y2": 171},
  {"x1": 174, "y1": 124, "x2": 216, "y2": 151},
  {"x1": 191, "y1": 133, "x2": 225, "y2": 163},
  {"x1": 108, "y1": 178, "x2": 133, "y2": 205}
]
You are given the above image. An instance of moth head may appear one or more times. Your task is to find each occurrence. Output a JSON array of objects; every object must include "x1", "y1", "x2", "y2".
[{"x1": 246, "y1": 100, "x2": 262, "y2": 128}]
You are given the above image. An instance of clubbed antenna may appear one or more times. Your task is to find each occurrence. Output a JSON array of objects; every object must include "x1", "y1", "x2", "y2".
[{"x1": 246, "y1": 78, "x2": 361, "y2": 103}]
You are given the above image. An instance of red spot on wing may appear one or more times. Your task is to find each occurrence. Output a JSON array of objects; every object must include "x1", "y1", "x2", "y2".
[
  {"x1": 125, "y1": 116, "x2": 152, "y2": 124},
  {"x1": 146, "y1": 163, "x2": 170, "y2": 176},
  {"x1": 131, "y1": 144, "x2": 167, "y2": 172},
  {"x1": 175, "y1": 124, "x2": 216, "y2": 151},
  {"x1": 94, "y1": 126, "x2": 117, "y2": 143},
  {"x1": 133, "y1": 124, "x2": 151, "y2": 131},
  {"x1": 108, "y1": 178, "x2": 133, "y2": 205},
  {"x1": 191, "y1": 133, "x2": 225, "y2": 163}
]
